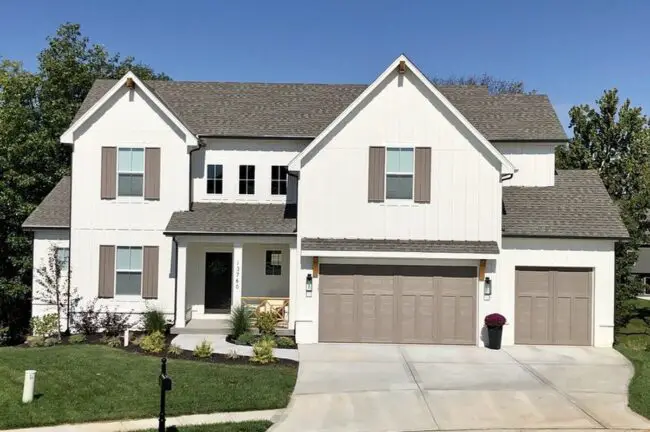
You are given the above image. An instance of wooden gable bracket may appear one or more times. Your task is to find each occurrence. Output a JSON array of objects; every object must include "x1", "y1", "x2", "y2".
[
  {"x1": 312, "y1": 257, "x2": 319, "y2": 278},
  {"x1": 479, "y1": 259, "x2": 486, "y2": 281}
]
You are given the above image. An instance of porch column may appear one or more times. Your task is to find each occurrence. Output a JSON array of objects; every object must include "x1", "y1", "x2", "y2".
[
  {"x1": 232, "y1": 242, "x2": 243, "y2": 308},
  {"x1": 175, "y1": 241, "x2": 187, "y2": 328},
  {"x1": 289, "y1": 239, "x2": 298, "y2": 329}
]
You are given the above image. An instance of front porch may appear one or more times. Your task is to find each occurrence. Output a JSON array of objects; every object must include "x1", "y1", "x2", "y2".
[{"x1": 172, "y1": 235, "x2": 298, "y2": 333}]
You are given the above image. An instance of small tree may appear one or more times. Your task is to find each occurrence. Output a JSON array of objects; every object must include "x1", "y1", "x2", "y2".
[{"x1": 35, "y1": 244, "x2": 80, "y2": 337}]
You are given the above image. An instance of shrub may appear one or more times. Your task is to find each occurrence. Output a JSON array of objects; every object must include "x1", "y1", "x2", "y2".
[
  {"x1": 484, "y1": 313, "x2": 507, "y2": 328},
  {"x1": 140, "y1": 331, "x2": 166, "y2": 353},
  {"x1": 251, "y1": 338, "x2": 276, "y2": 364},
  {"x1": 143, "y1": 309, "x2": 167, "y2": 334},
  {"x1": 276, "y1": 336, "x2": 297, "y2": 349},
  {"x1": 0, "y1": 327, "x2": 8, "y2": 346},
  {"x1": 132, "y1": 335, "x2": 145, "y2": 346},
  {"x1": 236, "y1": 331, "x2": 257, "y2": 346},
  {"x1": 193, "y1": 340, "x2": 213, "y2": 358},
  {"x1": 255, "y1": 311, "x2": 277, "y2": 335},
  {"x1": 26, "y1": 336, "x2": 45, "y2": 347},
  {"x1": 73, "y1": 301, "x2": 102, "y2": 335},
  {"x1": 229, "y1": 305, "x2": 252, "y2": 339},
  {"x1": 69, "y1": 334, "x2": 86, "y2": 344},
  {"x1": 101, "y1": 335, "x2": 122, "y2": 348},
  {"x1": 31, "y1": 314, "x2": 59, "y2": 338},
  {"x1": 167, "y1": 343, "x2": 183, "y2": 356},
  {"x1": 43, "y1": 337, "x2": 60, "y2": 347},
  {"x1": 101, "y1": 310, "x2": 132, "y2": 337}
]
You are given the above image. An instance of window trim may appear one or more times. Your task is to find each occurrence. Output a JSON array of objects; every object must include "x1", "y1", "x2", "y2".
[
  {"x1": 271, "y1": 165, "x2": 288, "y2": 196},
  {"x1": 384, "y1": 146, "x2": 415, "y2": 201},
  {"x1": 115, "y1": 246, "x2": 143, "y2": 297},
  {"x1": 206, "y1": 164, "x2": 224, "y2": 195},
  {"x1": 116, "y1": 147, "x2": 146, "y2": 199},
  {"x1": 265, "y1": 250, "x2": 282, "y2": 276},
  {"x1": 239, "y1": 165, "x2": 256, "y2": 195}
]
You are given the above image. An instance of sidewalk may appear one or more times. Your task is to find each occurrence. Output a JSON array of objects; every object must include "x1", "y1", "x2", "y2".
[
  {"x1": 3, "y1": 409, "x2": 282, "y2": 432},
  {"x1": 172, "y1": 334, "x2": 300, "y2": 361}
]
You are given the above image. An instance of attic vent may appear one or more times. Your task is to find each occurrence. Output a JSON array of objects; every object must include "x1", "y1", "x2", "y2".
[
  {"x1": 397, "y1": 60, "x2": 406, "y2": 74},
  {"x1": 125, "y1": 77, "x2": 135, "y2": 88}
]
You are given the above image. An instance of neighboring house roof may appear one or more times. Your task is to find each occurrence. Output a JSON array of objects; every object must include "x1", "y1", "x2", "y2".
[
  {"x1": 164, "y1": 203, "x2": 297, "y2": 235},
  {"x1": 301, "y1": 238, "x2": 499, "y2": 254},
  {"x1": 22, "y1": 176, "x2": 71, "y2": 230},
  {"x1": 74, "y1": 76, "x2": 566, "y2": 142},
  {"x1": 502, "y1": 170, "x2": 630, "y2": 239}
]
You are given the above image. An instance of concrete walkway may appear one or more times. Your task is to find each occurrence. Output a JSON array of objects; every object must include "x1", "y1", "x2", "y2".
[
  {"x1": 3, "y1": 409, "x2": 281, "y2": 432},
  {"x1": 172, "y1": 334, "x2": 299, "y2": 361},
  {"x1": 270, "y1": 344, "x2": 650, "y2": 432}
]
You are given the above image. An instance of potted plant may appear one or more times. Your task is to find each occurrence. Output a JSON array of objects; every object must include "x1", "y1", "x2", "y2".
[{"x1": 484, "y1": 313, "x2": 506, "y2": 350}]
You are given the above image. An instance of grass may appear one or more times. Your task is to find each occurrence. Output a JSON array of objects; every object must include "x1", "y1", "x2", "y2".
[
  {"x1": 0, "y1": 345, "x2": 297, "y2": 429},
  {"x1": 149, "y1": 421, "x2": 272, "y2": 431}
]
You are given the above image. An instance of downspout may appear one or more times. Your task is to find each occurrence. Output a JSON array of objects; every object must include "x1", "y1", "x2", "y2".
[
  {"x1": 66, "y1": 148, "x2": 74, "y2": 334},
  {"x1": 172, "y1": 236, "x2": 178, "y2": 326},
  {"x1": 188, "y1": 136, "x2": 207, "y2": 211},
  {"x1": 500, "y1": 173, "x2": 514, "y2": 182}
]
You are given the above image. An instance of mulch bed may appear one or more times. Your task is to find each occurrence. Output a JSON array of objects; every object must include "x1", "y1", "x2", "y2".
[{"x1": 225, "y1": 334, "x2": 298, "y2": 350}]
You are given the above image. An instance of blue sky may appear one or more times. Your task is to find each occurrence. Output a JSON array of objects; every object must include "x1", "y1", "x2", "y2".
[{"x1": 2, "y1": 0, "x2": 649, "y2": 132}]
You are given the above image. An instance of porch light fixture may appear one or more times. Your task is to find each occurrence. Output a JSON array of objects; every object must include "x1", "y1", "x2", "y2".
[
  {"x1": 484, "y1": 277, "x2": 492, "y2": 296},
  {"x1": 306, "y1": 274, "x2": 313, "y2": 295}
]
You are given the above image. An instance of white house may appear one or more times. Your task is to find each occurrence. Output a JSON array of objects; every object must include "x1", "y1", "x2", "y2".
[{"x1": 23, "y1": 55, "x2": 628, "y2": 347}]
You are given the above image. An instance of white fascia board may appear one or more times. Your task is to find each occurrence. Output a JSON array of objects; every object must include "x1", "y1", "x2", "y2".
[
  {"x1": 300, "y1": 249, "x2": 499, "y2": 260},
  {"x1": 60, "y1": 71, "x2": 198, "y2": 147}
]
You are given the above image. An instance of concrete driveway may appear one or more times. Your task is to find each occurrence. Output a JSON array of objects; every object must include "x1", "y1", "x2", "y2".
[{"x1": 270, "y1": 344, "x2": 650, "y2": 431}]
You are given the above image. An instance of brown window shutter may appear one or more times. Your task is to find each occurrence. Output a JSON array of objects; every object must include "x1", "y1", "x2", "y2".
[
  {"x1": 144, "y1": 148, "x2": 161, "y2": 200},
  {"x1": 101, "y1": 147, "x2": 117, "y2": 199},
  {"x1": 368, "y1": 147, "x2": 385, "y2": 202},
  {"x1": 142, "y1": 246, "x2": 159, "y2": 299},
  {"x1": 98, "y1": 245, "x2": 115, "y2": 298},
  {"x1": 414, "y1": 147, "x2": 432, "y2": 203}
]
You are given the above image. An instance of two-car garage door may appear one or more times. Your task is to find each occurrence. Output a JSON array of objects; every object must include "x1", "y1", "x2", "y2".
[{"x1": 319, "y1": 264, "x2": 477, "y2": 344}]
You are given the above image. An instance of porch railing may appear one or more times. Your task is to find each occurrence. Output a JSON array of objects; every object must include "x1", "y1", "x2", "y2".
[{"x1": 241, "y1": 297, "x2": 289, "y2": 328}]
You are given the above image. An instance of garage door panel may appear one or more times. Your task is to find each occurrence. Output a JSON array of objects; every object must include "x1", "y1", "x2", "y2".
[
  {"x1": 400, "y1": 294, "x2": 436, "y2": 343},
  {"x1": 319, "y1": 293, "x2": 356, "y2": 342},
  {"x1": 360, "y1": 294, "x2": 395, "y2": 342},
  {"x1": 320, "y1": 274, "x2": 355, "y2": 295}
]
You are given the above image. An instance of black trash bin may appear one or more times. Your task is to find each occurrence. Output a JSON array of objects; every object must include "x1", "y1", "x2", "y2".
[{"x1": 486, "y1": 325, "x2": 503, "y2": 350}]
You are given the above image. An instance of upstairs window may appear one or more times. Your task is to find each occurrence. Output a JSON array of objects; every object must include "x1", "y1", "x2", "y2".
[
  {"x1": 271, "y1": 165, "x2": 288, "y2": 195},
  {"x1": 116, "y1": 246, "x2": 142, "y2": 296},
  {"x1": 385, "y1": 148, "x2": 414, "y2": 199},
  {"x1": 118, "y1": 148, "x2": 144, "y2": 197},
  {"x1": 239, "y1": 165, "x2": 255, "y2": 195},
  {"x1": 207, "y1": 164, "x2": 223, "y2": 194},
  {"x1": 56, "y1": 247, "x2": 69, "y2": 273}
]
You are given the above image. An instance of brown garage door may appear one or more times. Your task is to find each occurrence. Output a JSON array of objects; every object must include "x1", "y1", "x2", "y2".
[
  {"x1": 319, "y1": 264, "x2": 477, "y2": 344},
  {"x1": 515, "y1": 267, "x2": 592, "y2": 346}
]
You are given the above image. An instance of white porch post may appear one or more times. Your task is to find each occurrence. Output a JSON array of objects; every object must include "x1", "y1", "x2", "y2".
[
  {"x1": 175, "y1": 241, "x2": 187, "y2": 328},
  {"x1": 289, "y1": 239, "x2": 298, "y2": 329},
  {"x1": 232, "y1": 242, "x2": 243, "y2": 308}
]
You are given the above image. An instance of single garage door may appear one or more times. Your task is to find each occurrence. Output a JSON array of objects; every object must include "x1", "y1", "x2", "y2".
[
  {"x1": 515, "y1": 267, "x2": 592, "y2": 346},
  {"x1": 319, "y1": 264, "x2": 477, "y2": 344}
]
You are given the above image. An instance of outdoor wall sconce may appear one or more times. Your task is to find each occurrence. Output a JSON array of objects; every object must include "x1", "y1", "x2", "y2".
[
  {"x1": 484, "y1": 277, "x2": 492, "y2": 296},
  {"x1": 306, "y1": 273, "x2": 313, "y2": 296}
]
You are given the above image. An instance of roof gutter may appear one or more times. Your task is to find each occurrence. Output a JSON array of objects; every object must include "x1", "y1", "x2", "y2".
[{"x1": 188, "y1": 135, "x2": 207, "y2": 211}]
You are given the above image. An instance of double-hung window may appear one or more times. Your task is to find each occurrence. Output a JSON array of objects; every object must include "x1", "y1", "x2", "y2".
[
  {"x1": 56, "y1": 247, "x2": 69, "y2": 273},
  {"x1": 116, "y1": 246, "x2": 142, "y2": 296},
  {"x1": 271, "y1": 165, "x2": 288, "y2": 195},
  {"x1": 265, "y1": 250, "x2": 282, "y2": 275},
  {"x1": 118, "y1": 148, "x2": 144, "y2": 197},
  {"x1": 385, "y1": 147, "x2": 414, "y2": 200},
  {"x1": 207, "y1": 164, "x2": 223, "y2": 194},
  {"x1": 239, "y1": 165, "x2": 255, "y2": 195}
]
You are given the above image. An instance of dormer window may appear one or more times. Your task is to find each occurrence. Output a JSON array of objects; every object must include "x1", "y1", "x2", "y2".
[
  {"x1": 271, "y1": 165, "x2": 288, "y2": 195},
  {"x1": 207, "y1": 164, "x2": 223, "y2": 194},
  {"x1": 239, "y1": 165, "x2": 255, "y2": 195}
]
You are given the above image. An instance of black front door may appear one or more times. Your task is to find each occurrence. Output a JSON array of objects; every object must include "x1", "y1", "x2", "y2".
[{"x1": 204, "y1": 252, "x2": 232, "y2": 313}]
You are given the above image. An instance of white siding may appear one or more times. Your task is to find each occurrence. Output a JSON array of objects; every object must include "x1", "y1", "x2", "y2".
[
  {"x1": 32, "y1": 230, "x2": 70, "y2": 320},
  {"x1": 496, "y1": 142, "x2": 558, "y2": 187},
  {"x1": 499, "y1": 238, "x2": 615, "y2": 347},
  {"x1": 297, "y1": 69, "x2": 502, "y2": 242},
  {"x1": 192, "y1": 138, "x2": 308, "y2": 204}
]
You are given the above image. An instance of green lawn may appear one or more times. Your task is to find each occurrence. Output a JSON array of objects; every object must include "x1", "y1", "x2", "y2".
[
  {"x1": 0, "y1": 345, "x2": 296, "y2": 429},
  {"x1": 149, "y1": 421, "x2": 272, "y2": 431}
]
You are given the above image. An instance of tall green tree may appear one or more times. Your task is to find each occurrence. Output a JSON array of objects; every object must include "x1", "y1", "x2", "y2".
[
  {"x1": 556, "y1": 89, "x2": 650, "y2": 327},
  {"x1": 0, "y1": 23, "x2": 168, "y2": 341}
]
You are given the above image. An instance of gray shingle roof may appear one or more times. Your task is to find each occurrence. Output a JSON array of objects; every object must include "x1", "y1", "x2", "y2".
[
  {"x1": 502, "y1": 170, "x2": 629, "y2": 239},
  {"x1": 302, "y1": 238, "x2": 499, "y2": 254},
  {"x1": 74, "y1": 79, "x2": 566, "y2": 141},
  {"x1": 164, "y1": 203, "x2": 297, "y2": 235},
  {"x1": 22, "y1": 176, "x2": 71, "y2": 230}
]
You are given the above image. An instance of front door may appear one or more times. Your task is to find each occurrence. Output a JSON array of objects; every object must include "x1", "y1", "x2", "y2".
[{"x1": 204, "y1": 252, "x2": 232, "y2": 313}]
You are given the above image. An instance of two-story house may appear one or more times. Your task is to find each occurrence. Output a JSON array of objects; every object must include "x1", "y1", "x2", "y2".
[{"x1": 23, "y1": 55, "x2": 628, "y2": 347}]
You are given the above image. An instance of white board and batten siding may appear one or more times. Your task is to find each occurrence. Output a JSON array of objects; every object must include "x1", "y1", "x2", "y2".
[
  {"x1": 496, "y1": 142, "x2": 559, "y2": 187},
  {"x1": 297, "y1": 68, "x2": 503, "y2": 243}
]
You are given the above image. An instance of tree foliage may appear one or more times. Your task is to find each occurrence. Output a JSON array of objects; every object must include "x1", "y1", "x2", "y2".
[
  {"x1": 0, "y1": 23, "x2": 168, "y2": 340},
  {"x1": 556, "y1": 89, "x2": 650, "y2": 327},
  {"x1": 430, "y1": 74, "x2": 532, "y2": 95}
]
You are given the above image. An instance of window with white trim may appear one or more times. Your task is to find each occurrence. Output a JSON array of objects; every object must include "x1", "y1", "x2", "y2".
[
  {"x1": 116, "y1": 246, "x2": 142, "y2": 295},
  {"x1": 265, "y1": 250, "x2": 282, "y2": 276},
  {"x1": 385, "y1": 147, "x2": 414, "y2": 199},
  {"x1": 56, "y1": 247, "x2": 69, "y2": 273},
  {"x1": 207, "y1": 164, "x2": 223, "y2": 194},
  {"x1": 117, "y1": 148, "x2": 144, "y2": 197},
  {"x1": 239, "y1": 165, "x2": 255, "y2": 195},
  {"x1": 271, "y1": 165, "x2": 288, "y2": 195}
]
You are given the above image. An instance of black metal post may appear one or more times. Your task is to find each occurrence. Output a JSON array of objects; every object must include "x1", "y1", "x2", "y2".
[{"x1": 159, "y1": 357, "x2": 167, "y2": 432}]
